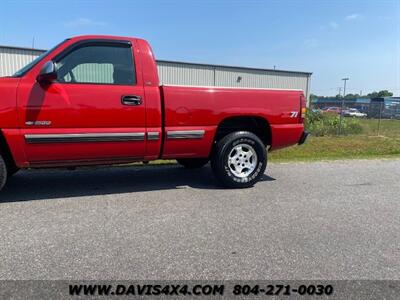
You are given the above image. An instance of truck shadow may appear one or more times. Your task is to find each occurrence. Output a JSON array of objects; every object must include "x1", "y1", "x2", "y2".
[{"x1": 0, "y1": 165, "x2": 275, "y2": 203}]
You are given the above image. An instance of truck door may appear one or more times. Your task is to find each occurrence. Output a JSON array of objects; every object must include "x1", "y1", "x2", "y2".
[{"x1": 17, "y1": 39, "x2": 146, "y2": 165}]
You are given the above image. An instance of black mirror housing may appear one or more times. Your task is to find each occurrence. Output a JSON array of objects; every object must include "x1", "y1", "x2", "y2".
[{"x1": 36, "y1": 61, "x2": 57, "y2": 83}]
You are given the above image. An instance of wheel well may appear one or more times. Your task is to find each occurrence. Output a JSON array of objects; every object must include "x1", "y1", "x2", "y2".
[
  {"x1": 0, "y1": 131, "x2": 17, "y2": 171},
  {"x1": 215, "y1": 116, "x2": 272, "y2": 146}
]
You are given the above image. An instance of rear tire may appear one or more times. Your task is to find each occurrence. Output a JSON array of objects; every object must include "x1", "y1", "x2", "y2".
[
  {"x1": 211, "y1": 131, "x2": 267, "y2": 188},
  {"x1": 177, "y1": 158, "x2": 209, "y2": 169},
  {"x1": 0, "y1": 155, "x2": 8, "y2": 191}
]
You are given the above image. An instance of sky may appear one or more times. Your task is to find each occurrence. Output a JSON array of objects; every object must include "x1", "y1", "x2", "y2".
[{"x1": 0, "y1": 0, "x2": 399, "y2": 96}]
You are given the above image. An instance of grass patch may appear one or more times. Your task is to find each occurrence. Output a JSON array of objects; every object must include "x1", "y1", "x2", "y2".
[
  {"x1": 358, "y1": 118, "x2": 400, "y2": 137},
  {"x1": 271, "y1": 113, "x2": 400, "y2": 162},
  {"x1": 270, "y1": 135, "x2": 400, "y2": 162}
]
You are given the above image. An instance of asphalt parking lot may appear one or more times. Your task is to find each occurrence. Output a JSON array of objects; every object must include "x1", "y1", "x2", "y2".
[{"x1": 0, "y1": 159, "x2": 399, "y2": 280}]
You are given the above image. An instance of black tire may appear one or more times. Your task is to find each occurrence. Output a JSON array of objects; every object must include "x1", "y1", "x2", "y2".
[
  {"x1": 177, "y1": 158, "x2": 209, "y2": 169},
  {"x1": 0, "y1": 155, "x2": 8, "y2": 191},
  {"x1": 211, "y1": 131, "x2": 267, "y2": 188}
]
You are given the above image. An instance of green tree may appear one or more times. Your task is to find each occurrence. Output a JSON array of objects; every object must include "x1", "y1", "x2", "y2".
[
  {"x1": 367, "y1": 90, "x2": 393, "y2": 98},
  {"x1": 344, "y1": 93, "x2": 360, "y2": 99},
  {"x1": 310, "y1": 93, "x2": 318, "y2": 101}
]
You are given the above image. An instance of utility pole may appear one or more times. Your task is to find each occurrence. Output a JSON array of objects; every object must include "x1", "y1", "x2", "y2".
[
  {"x1": 338, "y1": 78, "x2": 349, "y2": 135},
  {"x1": 337, "y1": 87, "x2": 342, "y2": 97},
  {"x1": 342, "y1": 78, "x2": 349, "y2": 99}
]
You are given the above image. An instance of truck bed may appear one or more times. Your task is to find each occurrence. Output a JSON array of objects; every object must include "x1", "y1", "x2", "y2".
[{"x1": 160, "y1": 84, "x2": 304, "y2": 158}]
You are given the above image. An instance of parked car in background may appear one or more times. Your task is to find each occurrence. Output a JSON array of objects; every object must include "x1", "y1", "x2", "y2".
[
  {"x1": 343, "y1": 108, "x2": 367, "y2": 118},
  {"x1": 311, "y1": 108, "x2": 322, "y2": 113},
  {"x1": 323, "y1": 107, "x2": 341, "y2": 114}
]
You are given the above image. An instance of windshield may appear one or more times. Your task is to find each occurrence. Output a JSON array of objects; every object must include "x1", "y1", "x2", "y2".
[{"x1": 12, "y1": 40, "x2": 67, "y2": 77}]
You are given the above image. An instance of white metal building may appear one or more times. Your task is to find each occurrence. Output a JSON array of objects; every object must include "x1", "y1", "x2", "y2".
[
  {"x1": 0, "y1": 45, "x2": 312, "y2": 100},
  {"x1": 0, "y1": 45, "x2": 45, "y2": 77}
]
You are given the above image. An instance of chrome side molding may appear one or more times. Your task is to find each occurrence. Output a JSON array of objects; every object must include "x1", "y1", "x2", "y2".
[
  {"x1": 25, "y1": 133, "x2": 145, "y2": 144},
  {"x1": 24, "y1": 130, "x2": 205, "y2": 144},
  {"x1": 147, "y1": 132, "x2": 160, "y2": 141},
  {"x1": 166, "y1": 130, "x2": 205, "y2": 140}
]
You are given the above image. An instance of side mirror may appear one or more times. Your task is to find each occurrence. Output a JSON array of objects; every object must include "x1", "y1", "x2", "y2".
[{"x1": 36, "y1": 61, "x2": 57, "y2": 83}]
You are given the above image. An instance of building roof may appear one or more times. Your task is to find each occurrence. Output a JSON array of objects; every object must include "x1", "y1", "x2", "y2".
[
  {"x1": 0, "y1": 44, "x2": 47, "y2": 52},
  {"x1": 157, "y1": 59, "x2": 312, "y2": 76},
  {"x1": 0, "y1": 44, "x2": 312, "y2": 76}
]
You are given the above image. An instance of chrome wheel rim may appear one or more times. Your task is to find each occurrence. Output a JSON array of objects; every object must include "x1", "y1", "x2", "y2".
[{"x1": 227, "y1": 143, "x2": 258, "y2": 178}]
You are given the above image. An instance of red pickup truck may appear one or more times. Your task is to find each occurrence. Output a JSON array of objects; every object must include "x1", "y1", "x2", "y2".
[{"x1": 0, "y1": 35, "x2": 308, "y2": 190}]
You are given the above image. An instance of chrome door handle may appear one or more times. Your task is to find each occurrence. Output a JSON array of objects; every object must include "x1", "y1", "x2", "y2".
[{"x1": 122, "y1": 95, "x2": 142, "y2": 106}]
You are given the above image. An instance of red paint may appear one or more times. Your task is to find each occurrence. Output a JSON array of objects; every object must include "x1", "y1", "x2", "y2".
[{"x1": 0, "y1": 35, "x2": 306, "y2": 168}]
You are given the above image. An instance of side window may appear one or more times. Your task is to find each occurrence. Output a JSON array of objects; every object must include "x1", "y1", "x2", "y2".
[{"x1": 55, "y1": 44, "x2": 136, "y2": 85}]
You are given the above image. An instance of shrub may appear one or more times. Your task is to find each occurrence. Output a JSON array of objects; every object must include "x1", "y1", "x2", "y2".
[{"x1": 305, "y1": 110, "x2": 363, "y2": 136}]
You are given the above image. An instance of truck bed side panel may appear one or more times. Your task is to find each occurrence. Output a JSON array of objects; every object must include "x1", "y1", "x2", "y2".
[{"x1": 161, "y1": 85, "x2": 304, "y2": 157}]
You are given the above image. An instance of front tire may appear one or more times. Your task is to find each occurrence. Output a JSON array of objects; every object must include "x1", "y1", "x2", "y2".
[
  {"x1": 211, "y1": 131, "x2": 267, "y2": 188},
  {"x1": 0, "y1": 155, "x2": 8, "y2": 191},
  {"x1": 177, "y1": 158, "x2": 209, "y2": 169}
]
